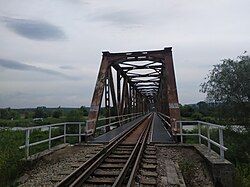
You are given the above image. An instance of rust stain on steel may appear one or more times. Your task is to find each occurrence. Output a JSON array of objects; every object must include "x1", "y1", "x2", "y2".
[{"x1": 87, "y1": 47, "x2": 180, "y2": 135}]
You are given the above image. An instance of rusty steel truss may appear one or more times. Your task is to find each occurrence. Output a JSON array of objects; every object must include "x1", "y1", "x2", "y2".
[{"x1": 86, "y1": 47, "x2": 180, "y2": 135}]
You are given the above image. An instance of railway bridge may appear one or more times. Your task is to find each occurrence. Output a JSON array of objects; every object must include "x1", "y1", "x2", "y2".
[
  {"x1": 86, "y1": 47, "x2": 180, "y2": 136},
  {"x1": 18, "y1": 48, "x2": 234, "y2": 187}
]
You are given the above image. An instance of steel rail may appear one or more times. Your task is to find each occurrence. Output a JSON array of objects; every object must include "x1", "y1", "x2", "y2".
[
  {"x1": 125, "y1": 113, "x2": 153, "y2": 187},
  {"x1": 56, "y1": 113, "x2": 150, "y2": 187},
  {"x1": 70, "y1": 113, "x2": 152, "y2": 187},
  {"x1": 112, "y1": 114, "x2": 153, "y2": 186}
]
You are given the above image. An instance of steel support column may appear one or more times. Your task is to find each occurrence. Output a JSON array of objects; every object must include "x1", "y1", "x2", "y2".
[
  {"x1": 86, "y1": 54, "x2": 110, "y2": 134},
  {"x1": 163, "y1": 48, "x2": 180, "y2": 131}
]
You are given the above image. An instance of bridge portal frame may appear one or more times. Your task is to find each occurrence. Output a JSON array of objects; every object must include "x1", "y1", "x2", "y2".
[{"x1": 86, "y1": 47, "x2": 180, "y2": 135}]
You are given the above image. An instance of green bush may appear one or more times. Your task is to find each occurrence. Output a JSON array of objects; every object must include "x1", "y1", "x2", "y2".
[
  {"x1": 235, "y1": 164, "x2": 250, "y2": 187},
  {"x1": 191, "y1": 112, "x2": 203, "y2": 120},
  {"x1": 0, "y1": 130, "x2": 25, "y2": 186},
  {"x1": 0, "y1": 119, "x2": 33, "y2": 128},
  {"x1": 179, "y1": 159, "x2": 196, "y2": 178}
]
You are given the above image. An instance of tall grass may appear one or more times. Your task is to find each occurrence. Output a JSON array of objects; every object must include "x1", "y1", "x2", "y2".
[{"x1": 0, "y1": 130, "x2": 25, "y2": 186}]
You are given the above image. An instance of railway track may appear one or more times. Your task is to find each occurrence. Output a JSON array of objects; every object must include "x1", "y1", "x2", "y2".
[{"x1": 56, "y1": 113, "x2": 156, "y2": 187}]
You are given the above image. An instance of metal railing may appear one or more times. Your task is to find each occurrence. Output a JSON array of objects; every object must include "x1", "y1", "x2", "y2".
[
  {"x1": 157, "y1": 112, "x2": 171, "y2": 127},
  {"x1": 19, "y1": 113, "x2": 143, "y2": 158},
  {"x1": 19, "y1": 122, "x2": 86, "y2": 158},
  {"x1": 176, "y1": 120, "x2": 228, "y2": 159},
  {"x1": 97, "y1": 112, "x2": 142, "y2": 122},
  {"x1": 158, "y1": 112, "x2": 170, "y2": 120},
  {"x1": 96, "y1": 112, "x2": 143, "y2": 133}
]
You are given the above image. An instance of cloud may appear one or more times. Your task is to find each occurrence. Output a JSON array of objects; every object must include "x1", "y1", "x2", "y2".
[
  {"x1": 89, "y1": 10, "x2": 144, "y2": 28},
  {"x1": 0, "y1": 58, "x2": 76, "y2": 79},
  {"x1": 59, "y1": 65, "x2": 74, "y2": 70},
  {"x1": 1, "y1": 17, "x2": 65, "y2": 40}
]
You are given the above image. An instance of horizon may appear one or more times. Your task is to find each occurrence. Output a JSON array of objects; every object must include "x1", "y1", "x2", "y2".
[{"x1": 0, "y1": 101, "x2": 206, "y2": 109}]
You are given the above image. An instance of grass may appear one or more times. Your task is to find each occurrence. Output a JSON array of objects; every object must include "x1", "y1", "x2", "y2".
[
  {"x1": 179, "y1": 159, "x2": 196, "y2": 175},
  {"x1": 0, "y1": 130, "x2": 25, "y2": 186},
  {"x1": 235, "y1": 163, "x2": 250, "y2": 187},
  {"x1": 0, "y1": 123, "x2": 85, "y2": 186}
]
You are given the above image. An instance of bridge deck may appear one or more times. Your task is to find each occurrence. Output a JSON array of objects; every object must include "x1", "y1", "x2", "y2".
[
  {"x1": 151, "y1": 113, "x2": 174, "y2": 143},
  {"x1": 91, "y1": 116, "x2": 145, "y2": 143},
  {"x1": 91, "y1": 113, "x2": 173, "y2": 143}
]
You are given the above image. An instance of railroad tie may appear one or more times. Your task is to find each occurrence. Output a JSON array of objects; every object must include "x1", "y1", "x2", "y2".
[{"x1": 137, "y1": 145, "x2": 158, "y2": 186}]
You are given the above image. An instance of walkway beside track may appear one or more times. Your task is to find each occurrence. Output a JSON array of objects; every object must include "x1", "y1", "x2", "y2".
[
  {"x1": 151, "y1": 113, "x2": 174, "y2": 143},
  {"x1": 91, "y1": 115, "x2": 145, "y2": 143},
  {"x1": 91, "y1": 112, "x2": 174, "y2": 144}
]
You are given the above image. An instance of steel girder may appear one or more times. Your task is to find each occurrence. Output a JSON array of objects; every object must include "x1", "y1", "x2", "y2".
[{"x1": 86, "y1": 47, "x2": 180, "y2": 135}]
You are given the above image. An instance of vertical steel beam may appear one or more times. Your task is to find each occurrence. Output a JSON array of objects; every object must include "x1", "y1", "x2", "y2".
[
  {"x1": 133, "y1": 88, "x2": 136, "y2": 113},
  {"x1": 109, "y1": 68, "x2": 118, "y2": 116},
  {"x1": 129, "y1": 85, "x2": 132, "y2": 113},
  {"x1": 163, "y1": 48, "x2": 180, "y2": 132},
  {"x1": 125, "y1": 83, "x2": 129, "y2": 114},
  {"x1": 117, "y1": 70, "x2": 121, "y2": 115},
  {"x1": 120, "y1": 78, "x2": 128, "y2": 116},
  {"x1": 86, "y1": 53, "x2": 110, "y2": 134},
  {"x1": 105, "y1": 70, "x2": 111, "y2": 131},
  {"x1": 160, "y1": 62, "x2": 169, "y2": 115}
]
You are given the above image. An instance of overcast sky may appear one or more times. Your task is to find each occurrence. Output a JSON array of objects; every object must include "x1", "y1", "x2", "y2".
[{"x1": 0, "y1": 0, "x2": 249, "y2": 108}]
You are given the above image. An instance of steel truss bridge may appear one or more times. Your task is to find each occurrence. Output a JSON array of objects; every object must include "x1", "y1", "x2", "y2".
[{"x1": 86, "y1": 47, "x2": 180, "y2": 135}]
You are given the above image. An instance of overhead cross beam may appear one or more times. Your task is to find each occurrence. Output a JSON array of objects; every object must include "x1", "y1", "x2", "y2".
[{"x1": 86, "y1": 47, "x2": 180, "y2": 135}]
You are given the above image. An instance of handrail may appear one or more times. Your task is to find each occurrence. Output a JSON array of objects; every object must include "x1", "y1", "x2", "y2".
[
  {"x1": 177, "y1": 120, "x2": 225, "y2": 129},
  {"x1": 19, "y1": 113, "x2": 144, "y2": 158},
  {"x1": 96, "y1": 113, "x2": 142, "y2": 131},
  {"x1": 158, "y1": 112, "x2": 170, "y2": 119},
  {"x1": 176, "y1": 120, "x2": 227, "y2": 160},
  {"x1": 97, "y1": 112, "x2": 142, "y2": 121},
  {"x1": 19, "y1": 122, "x2": 85, "y2": 158},
  {"x1": 19, "y1": 121, "x2": 86, "y2": 130},
  {"x1": 157, "y1": 114, "x2": 171, "y2": 128}
]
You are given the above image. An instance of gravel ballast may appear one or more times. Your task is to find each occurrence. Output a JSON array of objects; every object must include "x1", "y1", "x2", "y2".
[{"x1": 18, "y1": 144, "x2": 104, "y2": 186}]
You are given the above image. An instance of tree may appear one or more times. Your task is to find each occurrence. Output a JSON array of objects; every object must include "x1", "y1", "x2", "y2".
[
  {"x1": 52, "y1": 110, "x2": 62, "y2": 118},
  {"x1": 66, "y1": 110, "x2": 81, "y2": 121},
  {"x1": 180, "y1": 105, "x2": 195, "y2": 117},
  {"x1": 201, "y1": 55, "x2": 250, "y2": 125},
  {"x1": 0, "y1": 108, "x2": 20, "y2": 120},
  {"x1": 33, "y1": 107, "x2": 48, "y2": 118},
  {"x1": 79, "y1": 106, "x2": 88, "y2": 116},
  {"x1": 191, "y1": 112, "x2": 203, "y2": 120},
  {"x1": 196, "y1": 101, "x2": 211, "y2": 116}
]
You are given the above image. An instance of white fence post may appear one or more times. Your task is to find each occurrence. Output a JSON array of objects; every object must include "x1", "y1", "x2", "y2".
[
  {"x1": 198, "y1": 122, "x2": 201, "y2": 144},
  {"x1": 180, "y1": 121, "x2": 183, "y2": 143},
  {"x1": 64, "y1": 123, "x2": 66, "y2": 143},
  {"x1": 78, "y1": 123, "x2": 81, "y2": 144},
  {"x1": 25, "y1": 129, "x2": 30, "y2": 157},
  {"x1": 219, "y1": 128, "x2": 224, "y2": 159},
  {"x1": 49, "y1": 126, "x2": 52, "y2": 149},
  {"x1": 207, "y1": 125, "x2": 211, "y2": 152}
]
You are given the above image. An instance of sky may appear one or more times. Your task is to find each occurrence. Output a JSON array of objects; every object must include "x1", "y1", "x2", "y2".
[{"x1": 0, "y1": 0, "x2": 249, "y2": 108}]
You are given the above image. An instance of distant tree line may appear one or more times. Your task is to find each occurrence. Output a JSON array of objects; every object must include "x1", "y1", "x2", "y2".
[
  {"x1": 180, "y1": 101, "x2": 216, "y2": 122},
  {"x1": 0, "y1": 108, "x2": 20, "y2": 120},
  {"x1": 0, "y1": 106, "x2": 89, "y2": 121}
]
